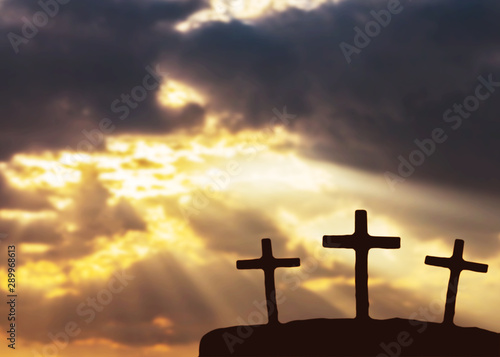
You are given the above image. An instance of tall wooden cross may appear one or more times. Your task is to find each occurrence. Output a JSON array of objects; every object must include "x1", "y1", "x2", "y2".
[
  {"x1": 425, "y1": 239, "x2": 488, "y2": 325},
  {"x1": 237, "y1": 238, "x2": 300, "y2": 325},
  {"x1": 323, "y1": 210, "x2": 400, "y2": 320}
]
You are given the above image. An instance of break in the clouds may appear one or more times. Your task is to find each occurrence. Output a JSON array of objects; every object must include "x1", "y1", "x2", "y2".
[{"x1": 0, "y1": 0, "x2": 499, "y2": 195}]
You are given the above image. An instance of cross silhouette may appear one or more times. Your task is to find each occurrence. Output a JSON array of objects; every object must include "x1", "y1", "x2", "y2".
[
  {"x1": 323, "y1": 210, "x2": 400, "y2": 320},
  {"x1": 425, "y1": 239, "x2": 488, "y2": 325},
  {"x1": 237, "y1": 238, "x2": 300, "y2": 325}
]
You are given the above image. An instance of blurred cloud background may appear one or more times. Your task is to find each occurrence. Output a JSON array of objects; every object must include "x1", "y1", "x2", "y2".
[{"x1": 0, "y1": 0, "x2": 499, "y2": 356}]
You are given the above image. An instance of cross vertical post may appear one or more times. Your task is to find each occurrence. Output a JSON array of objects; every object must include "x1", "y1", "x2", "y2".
[
  {"x1": 237, "y1": 238, "x2": 300, "y2": 325},
  {"x1": 323, "y1": 210, "x2": 400, "y2": 320},
  {"x1": 425, "y1": 239, "x2": 488, "y2": 325}
]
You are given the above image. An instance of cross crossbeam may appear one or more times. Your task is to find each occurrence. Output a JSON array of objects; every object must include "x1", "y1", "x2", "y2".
[
  {"x1": 323, "y1": 210, "x2": 400, "y2": 320},
  {"x1": 237, "y1": 238, "x2": 300, "y2": 325},
  {"x1": 425, "y1": 239, "x2": 488, "y2": 325}
]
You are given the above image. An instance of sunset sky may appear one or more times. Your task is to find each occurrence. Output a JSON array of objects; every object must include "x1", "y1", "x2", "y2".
[{"x1": 1, "y1": 0, "x2": 500, "y2": 356}]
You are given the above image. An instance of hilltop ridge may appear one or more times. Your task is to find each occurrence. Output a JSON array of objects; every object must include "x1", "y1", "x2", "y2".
[{"x1": 200, "y1": 318, "x2": 500, "y2": 356}]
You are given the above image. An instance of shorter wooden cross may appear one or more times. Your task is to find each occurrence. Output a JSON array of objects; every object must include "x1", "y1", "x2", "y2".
[
  {"x1": 425, "y1": 239, "x2": 488, "y2": 325},
  {"x1": 237, "y1": 238, "x2": 300, "y2": 325}
]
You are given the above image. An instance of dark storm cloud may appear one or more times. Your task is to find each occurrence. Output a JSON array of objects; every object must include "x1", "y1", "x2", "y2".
[
  {"x1": 0, "y1": 0, "x2": 205, "y2": 160},
  {"x1": 168, "y1": 0, "x2": 500, "y2": 196},
  {"x1": 1, "y1": 0, "x2": 500, "y2": 193}
]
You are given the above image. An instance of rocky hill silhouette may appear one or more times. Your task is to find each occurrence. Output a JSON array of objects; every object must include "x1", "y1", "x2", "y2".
[{"x1": 199, "y1": 210, "x2": 500, "y2": 356}]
